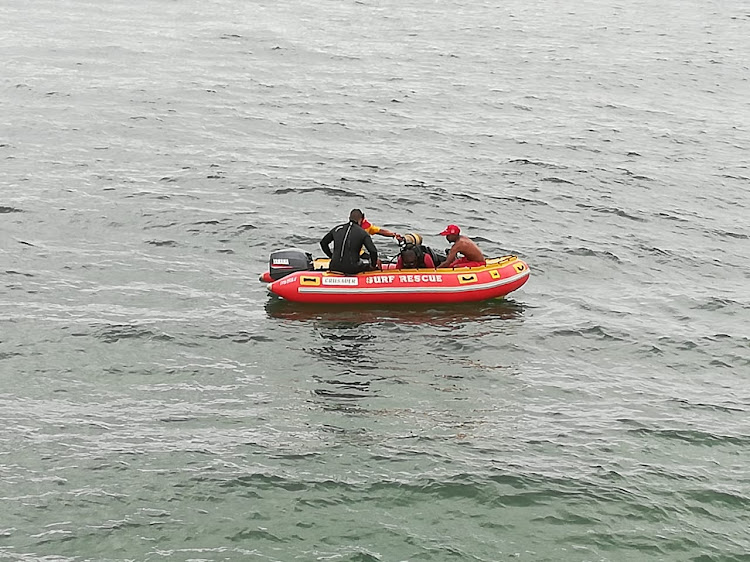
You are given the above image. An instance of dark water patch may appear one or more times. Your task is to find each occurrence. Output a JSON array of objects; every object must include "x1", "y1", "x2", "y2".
[
  {"x1": 471, "y1": 236, "x2": 495, "y2": 245},
  {"x1": 654, "y1": 211, "x2": 689, "y2": 222},
  {"x1": 627, "y1": 427, "x2": 750, "y2": 448},
  {"x1": 562, "y1": 247, "x2": 622, "y2": 262},
  {"x1": 487, "y1": 194, "x2": 550, "y2": 207},
  {"x1": 571, "y1": 531, "x2": 670, "y2": 556},
  {"x1": 4, "y1": 270, "x2": 34, "y2": 277},
  {"x1": 274, "y1": 186, "x2": 358, "y2": 197},
  {"x1": 143, "y1": 221, "x2": 179, "y2": 229},
  {"x1": 680, "y1": 488, "x2": 750, "y2": 510},
  {"x1": 0, "y1": 206, "x2": 23, "y2": 213},
  {"x1": 312, "y1": 344, "x2": 378, "y2": 370},
  {"x1": 547, "y1": 325, "x2": 629, "y2": 342},
  {"x1": 125, "y1": 191, "x2": 174, "y2": 200},
  {"x1": 313, "y1": 387, "x2": 373, "y2": 400},
  {"x1": 617, "y1": 168, "x2": 655, "y2": 181},
  {"x1": 451, "y1": 192, "x2": 482, "y2": 202},
  {"x1": 711, "y1": 228, "x2": 748, "y2": 240},
  {"x1": 575, "y1": 203, "x2": 647, "y2": 222},
  {"x1": 670, "y1": 398, "x2": 745, "y2": 414},
  {"x1": 638, "y1": 245, "x2": 673, "y2": 256},
  {"x1": 508, "y1": 158, "x2": 568, "y2": 169},
  {"x1": 532, "y1": 511, "x2": 597, "y2": 526},
  {"x1": 219, "y1": 473, "x2": 311, "y2": 492},
  {"x1": 542, "y1": 177, "x2": 575, "y2": 184},
  {"x1": 228, "y1": 528, "x2": 283, "y2": 542},
  {"x1": 343, "y1": 551, "x2": 383, "y2": 562},
  {"x1": 709, "y1": 358, "x2": 735, "y2": 368},
  {"x1": 691, "y1": 297, "x2": 743, "y2": 312},
  {"x1": 145, "y1": 240, "x2": 178, "y2": 247},
  {"x1": 236, "y1": 223, "x2": 256, "y2": 233},
  {"x1": 94, "y1": 324, "x2": 175, "y2": 344},
  {"x1": 312, "y1": 369, "x2": 379, "y2": 401},
  {"x1": 637, "y1": 344, "x2": 664, "y2": 356},
  {"x1": 207, "y1": 332, "x2": 273, "y2": 343},
  {"x1": 691, "y1": 554, "x2": 750, "y2": 562}
]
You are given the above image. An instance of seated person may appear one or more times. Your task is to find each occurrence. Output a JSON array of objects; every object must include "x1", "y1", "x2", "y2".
[
  {"x1": 396, "y1": 247, "x2": 436, "y2": 269},
  {"x1": 435, "y1": 224, "x2": 485, "y2": 268},
  {"x1": 320, "y1": 208, "x2": 380, "y2": 274}
]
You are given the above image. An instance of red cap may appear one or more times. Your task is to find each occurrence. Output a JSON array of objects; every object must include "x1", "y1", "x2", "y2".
[
  {"x1": 361, "y1": 219, "x2": 371, "y2": 229},
  {"x1": 439, "y1": 224, "x2": 460, "y2": 236}
]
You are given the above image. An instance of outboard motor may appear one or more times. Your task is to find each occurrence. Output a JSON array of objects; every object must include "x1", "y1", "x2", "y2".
[{"x1": 268, "y1": 248, "x2": 314, "y2": 281}]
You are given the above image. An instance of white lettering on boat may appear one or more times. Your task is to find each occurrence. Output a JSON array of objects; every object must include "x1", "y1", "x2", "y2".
[
  {"x1": 366, "y1": 275, "x2": 396, "y2": 284},
  {"x1": 272, "y1": 258, "x2": 290, "y2": 265},
  {"x1": 398, "y1": 274, "x2": 442, "y2": 283},
  {"x1": 322, "y1": 277, "x2": 359, "y2": 286},
  {"x1": 280, "y1": 276, "x2": 298, "y2": 285}
]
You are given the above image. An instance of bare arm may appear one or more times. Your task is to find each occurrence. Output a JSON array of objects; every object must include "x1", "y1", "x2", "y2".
[
  {"x1": 374, "y1": 228, "x2": 399, "y2": 238},
  {"x1": 437, "y1": 243, "x2": 461, "y2": 268}
]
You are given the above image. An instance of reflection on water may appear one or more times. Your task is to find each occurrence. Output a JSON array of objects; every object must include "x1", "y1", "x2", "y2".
[
  {"x1": 264, "y1": 297, "x2": 526, "y2": 327},
  {"x1": 265, "y1": 298, "x2": 527, "y2": 412},
  {"x1": 266, "y1": 298, "x2": 526, "y2": 412}
]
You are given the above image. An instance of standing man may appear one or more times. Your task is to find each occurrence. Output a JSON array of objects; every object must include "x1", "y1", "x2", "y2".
[
  {"x1": 435, "y1": 224, "x2": 485, "y2": 268},
  {"x1": 320, "y1": 209, "x2": 380, "y2": 274}
]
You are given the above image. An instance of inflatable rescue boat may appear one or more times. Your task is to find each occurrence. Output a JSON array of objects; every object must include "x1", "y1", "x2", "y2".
[{"x1": 260, "y1": 248, "x2": 530, "y2": 305}]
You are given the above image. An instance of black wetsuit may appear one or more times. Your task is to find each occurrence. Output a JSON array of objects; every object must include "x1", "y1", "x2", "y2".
[{"x1": 320, "y1": 221, "x2": 378, "y2": 274}]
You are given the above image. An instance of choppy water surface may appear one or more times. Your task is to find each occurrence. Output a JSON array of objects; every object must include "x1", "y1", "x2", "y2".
[{"x1": 2, "y1": 0, "x2": 749, "y2": 560}]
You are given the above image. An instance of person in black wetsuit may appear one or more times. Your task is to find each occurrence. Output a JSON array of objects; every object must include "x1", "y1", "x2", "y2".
[{"x1": 320, "y1": 209, "x2": 380, "y2": 274}]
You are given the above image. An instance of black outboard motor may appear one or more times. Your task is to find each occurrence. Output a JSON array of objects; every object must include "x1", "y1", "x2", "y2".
[{"x1": 269, "y1": 248, "x2": 314, "y2": 281}]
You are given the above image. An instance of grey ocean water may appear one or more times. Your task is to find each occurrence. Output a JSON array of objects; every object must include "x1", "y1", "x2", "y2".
[{"x1": 2, "y1": 0, "x2": 749, "y2": 560}]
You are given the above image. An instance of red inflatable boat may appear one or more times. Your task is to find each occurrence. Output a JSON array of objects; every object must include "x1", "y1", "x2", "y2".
[{"x1": 262, "y1": 253, "x2": 530, "y2": 305}]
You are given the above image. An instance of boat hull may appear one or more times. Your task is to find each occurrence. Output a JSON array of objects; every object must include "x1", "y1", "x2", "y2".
[{"x1": 266, "y1": 256, "x2": 530, "y2": 304}]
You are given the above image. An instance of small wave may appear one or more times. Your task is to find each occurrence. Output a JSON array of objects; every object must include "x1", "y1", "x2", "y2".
[
  {"x1": 542, "y1": 177, "x2": 575, "y2": 184},
  {"x1": 93, "y1": 323, "x2": 175, "y2": 344},
  {"x1": 562, "y1": 247, "x2": 622, "y2": 262},
  {"x1": 680, "y1": 488, "x2": 750, "y2": 510},
  {"x1": 575, "y1": 203, "x2": 647, "y2": 222},
  {"x1": 0, "y1": 206, "x2": 23, "y2": 213},
  {"x1": 145, "y1": 240, "x2": 178, "y2": 247},
  {"x1": 488, "y1": 195, "x2": 550, "y2": 207},
  {"x1": 206, "y1": 332, "x2": 273, "y2": 343},
  {"x1": 274, "y1": 186, "x2": 357, "y2": 197},
  {"x1": 670, "y1": 398, "x2": 745, "y2": 414},
  {"x1": 692, "y1": 297, "x2": 742, "y2": 311},
  {"x1": 508, "y1": 158, "x2": 567, "y2": 169},
  {"x1": 548, "y1": 325, "x2": 628, "y2": 341},
  {"x1": 626, "y1": 427, "x2": 750, "y2": 447},
  {"x1": 654, "y1": 211, "x2": 689, "y2": 222},
  {"x1": 711, "y1": 229, "x2": 748, "y2": 240},
  {"x1": 143, "y1": 221, "x2": 178, "y2": 230}
]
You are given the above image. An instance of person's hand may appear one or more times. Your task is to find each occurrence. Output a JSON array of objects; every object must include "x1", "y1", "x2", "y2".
[
  {"x1": 375, "y1": 259, "x2": 383, "y2": 270},
  {"x1": 394, "y1": 233, "x2": 403, "y2": 241}
]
